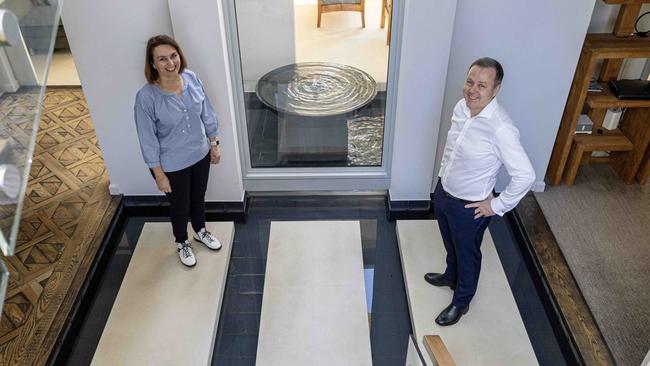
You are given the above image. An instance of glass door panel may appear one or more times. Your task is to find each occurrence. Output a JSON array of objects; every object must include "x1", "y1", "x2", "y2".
[{"x1": 233, "y1": 0, "x2": 391, "y2": 169}]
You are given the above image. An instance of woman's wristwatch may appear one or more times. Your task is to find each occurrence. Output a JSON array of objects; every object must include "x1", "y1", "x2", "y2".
[{"x1": 210, "y1": 139, "x2": 220, "y2": 146}]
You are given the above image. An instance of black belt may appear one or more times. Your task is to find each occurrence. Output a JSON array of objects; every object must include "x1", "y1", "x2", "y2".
[
  {"x1": 442, "y1": 190, "x2": 474, "y2": 205},
  {"x1": 436, "y1": 180, "x2": 474, "y2": 204}
]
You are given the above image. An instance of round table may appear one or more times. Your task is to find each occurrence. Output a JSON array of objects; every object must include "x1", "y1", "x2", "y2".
[
  {"x1": 255, "y1": 62, "x2": 378, "y2": 162},
  {"x1": 255, "y1": 62, "x2": 377, "y2": 117}
]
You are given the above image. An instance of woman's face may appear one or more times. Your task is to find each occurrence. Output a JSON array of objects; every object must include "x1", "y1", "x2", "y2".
[{"x1": 152, "y1": 44, "x2": 181, "y2": 79}]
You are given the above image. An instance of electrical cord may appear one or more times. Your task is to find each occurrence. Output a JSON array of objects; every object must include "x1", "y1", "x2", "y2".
[{"x1": 635, "y1": 11, "x2": 650, "y2": 37}]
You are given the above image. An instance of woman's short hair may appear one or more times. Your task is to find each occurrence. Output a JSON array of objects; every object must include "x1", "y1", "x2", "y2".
[
  {"x1": 144, "y1": 34, "x2": 187, "y2": 83},
  {"x1": 469, "y1": 57, "x2": 504, "y2": 86}
]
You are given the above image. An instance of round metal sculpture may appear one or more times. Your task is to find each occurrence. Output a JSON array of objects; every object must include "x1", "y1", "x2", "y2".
[{"x1": 256, "y1": 62, "x2": 377, "y2": 117}]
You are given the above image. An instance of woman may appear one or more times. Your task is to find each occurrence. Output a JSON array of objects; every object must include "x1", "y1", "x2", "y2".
[{"x1": 134, "y1": 34, "x2": 221, "y2": 267}]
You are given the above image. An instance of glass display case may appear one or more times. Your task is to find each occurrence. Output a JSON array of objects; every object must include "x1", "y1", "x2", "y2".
[{"x1": 0, "y1": 0, "x2": 62, "y2": 256}]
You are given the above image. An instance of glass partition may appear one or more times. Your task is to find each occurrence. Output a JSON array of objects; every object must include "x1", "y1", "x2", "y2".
[
  {"x1": 0, "y1": 0, "x2": 62, "y2": 255},
  {"x1": 0, "y1": 258, "x2": 7, "y2": 313},
  {"x1": 233, "y1": 0, "x2": 391, "y2": 168}
]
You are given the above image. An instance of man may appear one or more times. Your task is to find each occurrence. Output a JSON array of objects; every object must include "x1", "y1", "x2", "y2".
[{"x1": 426, "y1": 57, "x2": 535, "y2": 326}]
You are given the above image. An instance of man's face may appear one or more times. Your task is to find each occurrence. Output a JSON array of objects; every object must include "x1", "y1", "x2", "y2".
[{"x1": 463, "y1": 66, "x2": 501, "y2": 116}]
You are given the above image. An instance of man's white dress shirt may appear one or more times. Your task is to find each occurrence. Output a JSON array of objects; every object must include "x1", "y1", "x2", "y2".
[{"x1": 438, "y1": 98, "x2": 535, "y2": 216}]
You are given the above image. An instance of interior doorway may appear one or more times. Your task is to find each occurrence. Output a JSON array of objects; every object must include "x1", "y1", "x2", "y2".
[{"x1": 225, "y1": 0, "x2": 401, "y2": 191}]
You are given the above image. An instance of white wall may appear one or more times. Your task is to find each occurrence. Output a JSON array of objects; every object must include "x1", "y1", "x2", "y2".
[
  {"x1": 62, "y1": 0, "x2": 244, "y2": 201},
  {"x1": 62, "y1": 0, "x2": 172, "y2": 196},
  {"x1": 61, "y1": 0, "x2": 615, "y2": 200},
  {"x1": 433, "y1": 0, "x2": 597, "y2": 193},
  {"x1": 589, "y1": 2, "x2": 650, "y2": 80},
  {"x1": 589, "y1": 3, "x2": 650, "y2": 34},
  {"x1": 640, "y1": 4, "x2": 650, "y2": 32},
  {"x1": 168, "y1": 0, "x2": 244, "y2": 202},
  {"x1": 587, "y1": 1, "x2": 617, "y2": 81},
  {"x1": 388, "y1": 0, "x2": 457, "y2": 201},
  {"x1": 588, "y1": 1, "x2": 619, "y2": 33},
  {"x1": 621, "y1": 4, "x2": 650, "y2": 79},
  {"x1": 236, "y1": 0, "x2": 296, "y2": 92}
]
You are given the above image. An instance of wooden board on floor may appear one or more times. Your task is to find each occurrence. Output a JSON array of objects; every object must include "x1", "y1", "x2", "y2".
[
  {"x1": 396, "y1": 220, "x2": 538, "y2": 366},
  {"x1": 91, "y1": 222, "x2": 234, "y2": 366},
  {"x1": 257, "y1": 221, "x2": 371, "y2": 366}
]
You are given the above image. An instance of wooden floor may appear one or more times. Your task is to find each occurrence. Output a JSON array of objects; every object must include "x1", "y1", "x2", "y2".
[
  {"x1": 0, "y1": 88, "x2": 119, "y2": 366},
  {"x1": 515, "y1": 194, "x2": 615, "y2": 366}
]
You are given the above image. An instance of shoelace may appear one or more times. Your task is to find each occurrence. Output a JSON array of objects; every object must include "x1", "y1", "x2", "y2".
[
  {"x1": 181, "y1": 242, "x2": 193, "y2": 258},
  {"x1": 200, "y1": 230, "x2": 214, "y2": 243}
]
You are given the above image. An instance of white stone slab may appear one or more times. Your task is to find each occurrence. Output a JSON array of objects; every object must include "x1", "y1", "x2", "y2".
[
  {"x1": 257, "y1": 221, "x2": 372, "y2": 366},
  {"x1": 92, "y1": 222, "x2": 234, "y2": 366},
  {"x1": 397, "y1": 220, "x2": 538, "y2": 366}
]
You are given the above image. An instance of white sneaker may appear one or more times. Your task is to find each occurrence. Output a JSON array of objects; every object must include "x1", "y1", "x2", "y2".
[
  {"x1": 193, "y1": 228, "x2": 222, "y2": 250},
  {"x1": 176, "y1": 240, "x2": 196, "y2": 267}
]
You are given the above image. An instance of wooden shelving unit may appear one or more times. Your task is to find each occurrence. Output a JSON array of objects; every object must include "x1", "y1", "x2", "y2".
[
  {"x1": 587, "y1": 83, "x2": 650, "y2": 109},
  {"x1": 546, "y1": 1, "x2": 650, "y2": 186}
]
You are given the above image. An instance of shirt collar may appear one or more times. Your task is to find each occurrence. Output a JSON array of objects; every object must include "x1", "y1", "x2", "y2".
[{"x1": 462, "y1": 97, "x2": 499, "y2": 120}]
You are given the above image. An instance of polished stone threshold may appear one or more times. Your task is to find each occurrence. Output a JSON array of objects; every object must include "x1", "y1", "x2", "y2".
[
  {"x1": 91, "y1": 222, "x2": 234, "y2": 365},
  {"x1": 397, "y1": 220, "x2": 538, "y2": 365},
  {"x1": 256, "y1": 221, "x2": 372, "y2": 365}
]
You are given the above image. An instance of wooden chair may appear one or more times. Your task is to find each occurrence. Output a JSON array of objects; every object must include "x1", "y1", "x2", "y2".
[
  {"x1": 381, "y1": 0, "x2": 392, "y2": 45},
  {"x1": 317, "y1": 0, "x2": 365, "y2": 28}
]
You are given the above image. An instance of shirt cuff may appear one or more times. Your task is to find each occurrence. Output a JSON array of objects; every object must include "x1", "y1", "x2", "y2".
[
  {"x1": 207, "y1": 133, "x2": 219, "y2": 139},
  {"x1": 146, "y1": 161, "x2": 161, "y2": 169},
  {"x1": 490, "y1": 197, "x2": 507, "y2": 217}
]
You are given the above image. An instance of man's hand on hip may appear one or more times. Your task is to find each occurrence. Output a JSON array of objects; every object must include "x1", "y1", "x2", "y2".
[{"x1": 465, "y1": 192, "x2": 495, "y2": 219}]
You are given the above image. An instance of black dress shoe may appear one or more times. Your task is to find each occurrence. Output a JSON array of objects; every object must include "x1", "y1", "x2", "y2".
[
  {"x1": 424, "y1": 273, "x2": 456, "y2": 290},
  {"x1": 435, "y1": 303, "x2": 469, "y2": 326}
]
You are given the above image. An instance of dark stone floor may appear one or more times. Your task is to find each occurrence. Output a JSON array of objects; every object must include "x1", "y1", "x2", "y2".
[
  {"x1": 64, "y1": 196, "x2": 569, "y2": 365},
  {"x1": 245, "y1": 92, "x2": 386, "y2": 168}
]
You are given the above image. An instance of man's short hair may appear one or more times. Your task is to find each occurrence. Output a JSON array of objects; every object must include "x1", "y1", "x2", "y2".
[{"x1": 469, "y1": 57, "x2": 504, "y2": 86}]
